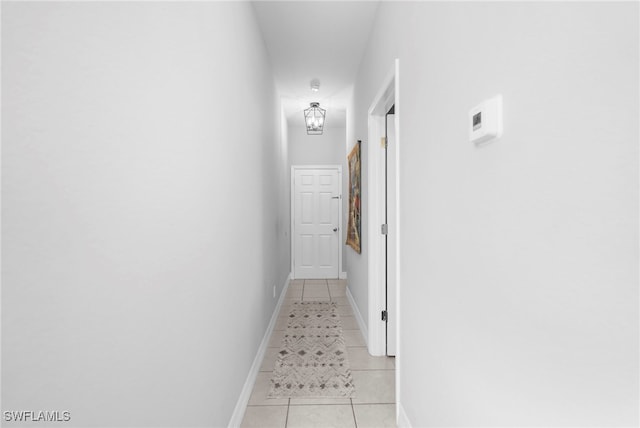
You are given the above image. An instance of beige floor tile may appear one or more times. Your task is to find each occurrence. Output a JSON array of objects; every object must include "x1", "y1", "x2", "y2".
[
  {"x1": 302, "y1": 295, "x2": 331, "y2": 302},
  {"x1": 347, "y1": 348, "x2": 395, "y2": 370},
  {"x1": 353, "y1": 404, "x2": 397, "y2": 428},
  {"x1": 268, "y1": 330, "x2": 286, "y2": 348},
  {"x1": 274, "y1": 316, "x2": 290, "y2": 331},
  {"x1": 286, "y1": 287, "x2": 303, "y2": 298},
  {"x1": 290, "y1": 279, "x2": 304, "y2": 287},
  {"x1": 241, "y1": 405, "x2": 288, "y2": 428},
  {"x1": 336, "y1": 305, "x2": 354, "y2": 317},
  {"x1": 351, "y1": 371, "x2": 395, "y2": 404},
  {"x1": 328, "y1": 285, "x2": 347, "y2": 297},
  {"x1": 327, "y1": 279, "x2": 347, "y2": 286},
  {"x1": 303, "y1": 282, "x2": 329, "y2": 289},
  {"x1": 282, "y1": 298, "x2": 302, "y2": 309},
  {"x1": 260, "y1": 347, "x2": 280, "y2": 372},
  {"x1": 302, "y1": 286, "x2": 330, "y2": 297},
  {"x1": 343, "y1": 329, "x2": 366, "y2": 347},
  {"x1": 289, "y1": 397, "x2": 351, "y2": 405},
  {"x1": 331, "y1": 297, "x2": 350, "y2": 305},
  {"x1": 244, "y1": 284, "x2": 397, "y2": 426},
  {"x1": 247, "y1": 372, "x2": 289, "y2": 406},
  {"x1": 281, "y1": 300, "x2": 301, "y2": 313},
  {"x1": 286, "y1": 404, "x2": 355, "y2": 428},
  {"x1": 340, "y1": 316, "x2": 359, "y2": 330},
  {"x1": 304, "y1": 279, "x2": 328, "y2": 286}
]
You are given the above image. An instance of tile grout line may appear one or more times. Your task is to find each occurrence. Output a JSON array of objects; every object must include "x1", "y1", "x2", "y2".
[
  {"x1": 288, "y1": 402, "x2": 353, "y2": 406},
  {"x1": 284, "y1": 398, "x2": 290, "y2": 428},
  {"x1": 350, "y1": 398, "x2": 358, "y2": 428}
]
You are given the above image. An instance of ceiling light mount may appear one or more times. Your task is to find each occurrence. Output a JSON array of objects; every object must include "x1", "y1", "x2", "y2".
[
  {"x1": 304, "y1": 102, "x2": 326, "y2": 135},
  {"x1": 310, "y1": 78, "x2": 320, "y2": 92}
]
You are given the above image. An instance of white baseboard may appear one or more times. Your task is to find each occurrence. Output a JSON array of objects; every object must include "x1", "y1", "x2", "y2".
[
  {"x1": 397, "y1": 402, "x2": 412, "y2": 428},
  {"x1": 227, "y1": 273, "x2": 291, "y2": 428},
  {"x1": 346, "y1": 287, "x2": 367, "y2": 347},
  {"x1": 339, "y1": 271, "x2": 347, "y2": 279}
]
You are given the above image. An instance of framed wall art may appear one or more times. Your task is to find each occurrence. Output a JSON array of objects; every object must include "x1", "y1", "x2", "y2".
[{"x1": 346, "y1": 141, "x2": 361, "y2": 253}]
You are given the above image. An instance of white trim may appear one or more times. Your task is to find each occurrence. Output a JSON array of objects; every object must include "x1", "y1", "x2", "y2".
[
  {"x1": 393, "y1": 59, "x2": 403, "y2": 423},
  {"x1": 346, "y1": 287, "x2": 368, "y2": 347},
  {"x1": 227, "y1": 273, "x2": 291, "y2": 428},
  {"x1": 366, "y1": 60, "x2": 400, "y2": 357},
  {"x1": 290, "y1": 167, "x2": 295, "y2": 279},
  {"x1": 366, "y1": 111, "x2": 386, "y2": 356},
  {"x1": 397, "y1": 402, "x2": 412, "y2": 428},
  {"x1": 290, "y1": 165, "x2": 343, "y2": 280}
]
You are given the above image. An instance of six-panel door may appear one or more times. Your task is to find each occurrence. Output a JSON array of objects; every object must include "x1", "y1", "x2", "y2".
[{"x1": 293, "y1": 168, "x2": 340, "y2": 279}]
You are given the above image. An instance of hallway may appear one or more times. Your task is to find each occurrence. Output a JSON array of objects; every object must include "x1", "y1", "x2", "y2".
[
  {"x1": 241, "y1": 279, "x2": 395, "y2": 428},
  {"x1": 1, "y1": 2, "x2": 637, "y2": 428}
]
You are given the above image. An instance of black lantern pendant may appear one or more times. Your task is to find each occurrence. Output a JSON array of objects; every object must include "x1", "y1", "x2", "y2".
[{"x1": 304, "y1": 102, "x2": 326, "y2": 135}]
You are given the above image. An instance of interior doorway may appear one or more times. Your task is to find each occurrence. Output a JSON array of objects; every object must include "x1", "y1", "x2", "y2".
[
  {"x1": 291, "y1": 165, "x2": 343, "y2": 279},
  {"x1": 367, "y1": 60, "x2": 400, "y2": 358},
  {"x1": 385, "y1": 106, "x2": 397, "y2": 357}
]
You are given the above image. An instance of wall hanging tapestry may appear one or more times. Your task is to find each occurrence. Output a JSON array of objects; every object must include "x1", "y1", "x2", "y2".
[
  {"x1": 268, "y1": 301, "x2": 355, "y2": 398},
  {"x1": 346, "y1": 141, "x2": 361, "y2": 253}
]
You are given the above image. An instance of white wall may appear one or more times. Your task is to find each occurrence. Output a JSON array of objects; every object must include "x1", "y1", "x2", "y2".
[
  {"x1": 278, "y1": 106, "x2": 291, "y2": 284},
  {"x1": 288, "y1": 123, "x2": 348, "y2": 272},
  {"x1": 345, "y1": 87, "x2": 369, "y2": 323},
  {"x1": 1, "y1": 3, "x2": 289, "y2": 427},
  {"x1": 350, "y1": 2, "x2": 638, "y2": 426},
  {"x1": 288, "y1": 123, "x2": 346, "y2": 166}
]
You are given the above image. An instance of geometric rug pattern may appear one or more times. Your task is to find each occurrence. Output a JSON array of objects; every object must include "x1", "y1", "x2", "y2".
[{"x1": 268, "y1": 301, "x2": 356, "y2": 398}]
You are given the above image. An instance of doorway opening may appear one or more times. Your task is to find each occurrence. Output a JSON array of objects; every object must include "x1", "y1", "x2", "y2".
[{"x1": 366, "y1": 59, "x2": 400, "y2": 358}]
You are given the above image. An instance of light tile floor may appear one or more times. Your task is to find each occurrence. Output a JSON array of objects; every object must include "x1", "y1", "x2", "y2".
[{"x1": 241, "y1": 279, "x2": 397, "y2": 428}]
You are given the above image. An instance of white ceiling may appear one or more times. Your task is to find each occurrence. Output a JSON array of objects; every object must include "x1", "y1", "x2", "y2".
[{"x1": 252, "y1": 1, "x2": 380, "y2": 129}]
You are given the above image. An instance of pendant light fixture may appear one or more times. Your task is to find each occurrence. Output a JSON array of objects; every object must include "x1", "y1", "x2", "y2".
[{"x1": 304, "y1": 102, "x2": 326, "y2": 135}]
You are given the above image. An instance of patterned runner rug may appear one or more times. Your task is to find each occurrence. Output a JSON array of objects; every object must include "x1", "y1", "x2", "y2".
[{"x1": 268, "y1": 301, "x2": 356, "y2": 398}]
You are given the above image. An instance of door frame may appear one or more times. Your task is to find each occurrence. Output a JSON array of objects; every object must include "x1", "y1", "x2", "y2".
[
  {"x1": 290, "y1": 165, "x2": 343, "y2": 280},
  {"x1": 367, "y1": 59, "x2": 400, "y2": 358}
]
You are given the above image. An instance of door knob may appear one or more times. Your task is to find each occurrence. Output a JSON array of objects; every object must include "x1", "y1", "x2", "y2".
[{"x1": 333, "y1": 227, "x2": 338, "y2": 232}]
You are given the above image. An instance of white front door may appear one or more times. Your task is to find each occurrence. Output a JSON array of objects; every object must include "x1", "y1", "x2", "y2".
[{"x1": 292, "y1": 167, "x2": 341, "y2": 279}]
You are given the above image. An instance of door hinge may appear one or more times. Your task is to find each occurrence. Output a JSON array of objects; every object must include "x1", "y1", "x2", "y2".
[
  {"x1": 381, "y1": 310, "x2": 388, "y2": 322},
  {"x1": 381, "y1": 224, "x2": 388, "y2": 235},
  {"x1": 380, "y1": 137, "x2": 387, "y2": 148}
]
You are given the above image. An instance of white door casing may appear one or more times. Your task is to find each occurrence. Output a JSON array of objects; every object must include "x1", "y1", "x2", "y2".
[
  {"x1": 386, "y1": 112, "x2": 397, "y2": 357},
  {"x1": 367, "y1": 60, "x2": 400, "y2": 358},
  {"x1": 291, "y1": 166, "x2": 342, "y2": 279}
]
